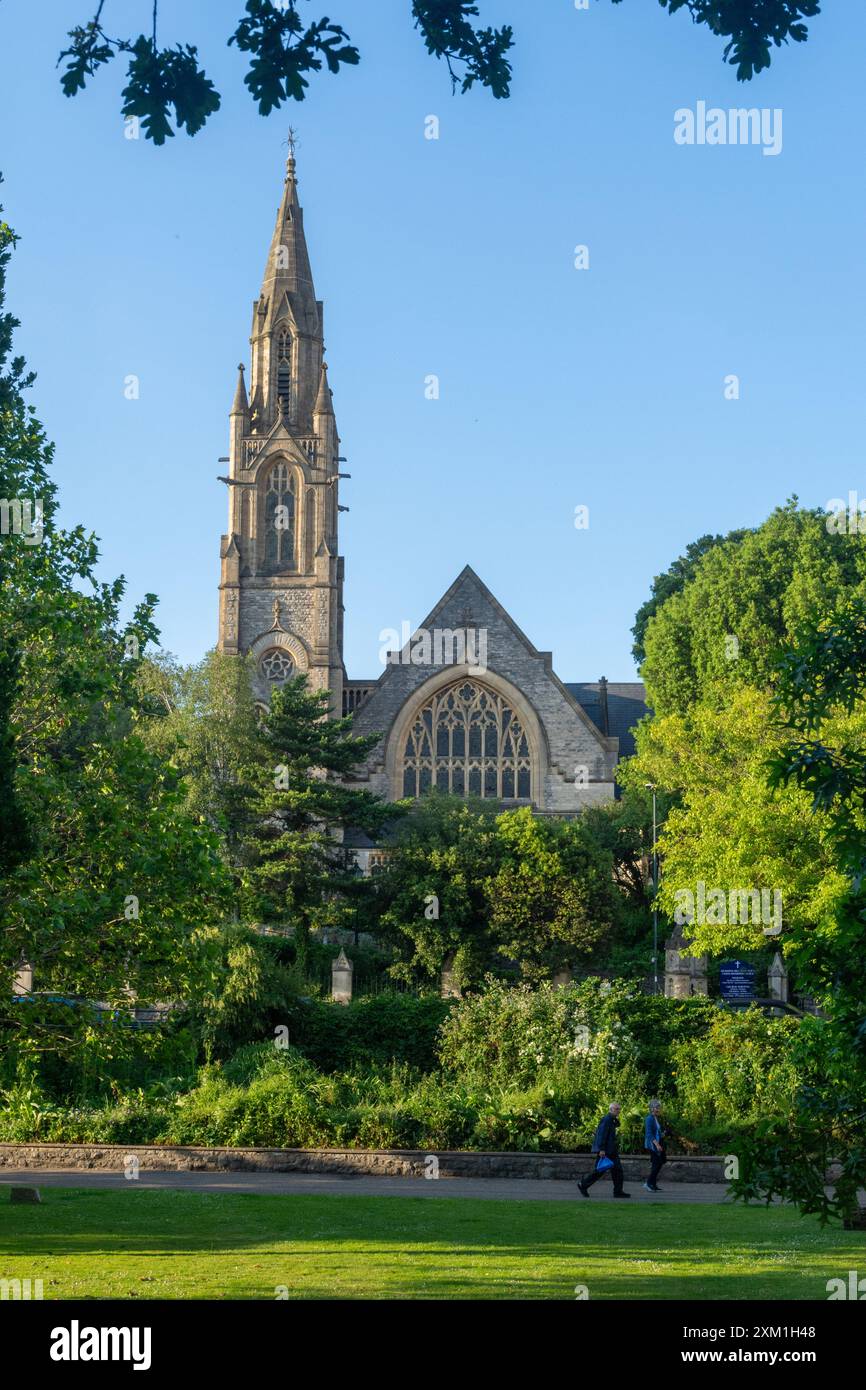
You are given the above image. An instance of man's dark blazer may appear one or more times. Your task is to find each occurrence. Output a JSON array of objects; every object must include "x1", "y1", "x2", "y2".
[{"x1": 591, "y1": 1113, "x2": 620, "y2": 1156}]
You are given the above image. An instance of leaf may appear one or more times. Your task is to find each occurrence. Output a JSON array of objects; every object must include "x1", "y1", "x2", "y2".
[
  {"x1": 121, "y1": 38, "x2": 221, "y2": 145},
  {"x1": 229, "y1": 2, "x2": 360, "y2": 113}
]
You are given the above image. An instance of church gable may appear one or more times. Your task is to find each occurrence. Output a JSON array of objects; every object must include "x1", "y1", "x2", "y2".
[{"x1": 350, "y1": 566, "x2": 619, "y2": 813}]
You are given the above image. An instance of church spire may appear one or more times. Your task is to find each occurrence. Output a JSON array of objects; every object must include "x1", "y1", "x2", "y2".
[
  {"x1": 248, "y1": 138, "x2": 324, "y2": 433},
  {"x1": 260, "y1": 144, "x2": 316, "y2": 318}
]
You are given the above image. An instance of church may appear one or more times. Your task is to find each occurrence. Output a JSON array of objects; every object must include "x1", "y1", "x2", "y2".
[{"x1": 217, "y1": 152, "x2": 647, "y2": 815}]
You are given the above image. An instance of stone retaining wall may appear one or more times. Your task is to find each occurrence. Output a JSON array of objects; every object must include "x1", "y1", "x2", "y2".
[{"x1": 0, "y1": 1143, "x2": 726, "y2": 1182}]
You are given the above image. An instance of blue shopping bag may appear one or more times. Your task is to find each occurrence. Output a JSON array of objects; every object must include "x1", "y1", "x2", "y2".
[{"x1": 596, "y1": 1156, "x2": 614, "y2": 1173}]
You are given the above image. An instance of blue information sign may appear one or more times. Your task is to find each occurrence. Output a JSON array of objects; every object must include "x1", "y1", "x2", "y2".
[{"x1": 719, "y1": 960, "x2": 757, "y2": 1000}]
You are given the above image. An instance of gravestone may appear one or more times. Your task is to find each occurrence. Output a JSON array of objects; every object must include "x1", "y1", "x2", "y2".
[
  {"x1": 664, "y1": 925, "x2": 709, "y2": 997},
  {"x1": 331, "y1": 948, "x2": 353, "y2": 1005},
  {"x1": 767, "y1": 952, "x2": 788, "y2": 1003}
]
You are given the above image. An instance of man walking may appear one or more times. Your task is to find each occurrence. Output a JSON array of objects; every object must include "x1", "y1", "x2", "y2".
[
  {"x1": 578, "y1": 1102, "x2": 630, "y2": 1198},
  {"x1": 644, "y1": 1099, "x2": 667, "y2": 1192}
]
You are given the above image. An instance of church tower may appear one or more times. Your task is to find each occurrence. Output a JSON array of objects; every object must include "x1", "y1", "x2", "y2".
[{"x1": 218, "y1": 146, "x2": 344, "y2": 714}]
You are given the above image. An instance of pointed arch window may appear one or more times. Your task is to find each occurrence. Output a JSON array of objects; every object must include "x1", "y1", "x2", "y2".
[
  {"x1": 401, "y1": 678, "x2": 532, "y2": 801},
  {"x1": 276, "y1": 329, "x2": 293, "y2": 419},
  {"x1": 263, "y1": 462, "x2": 297, "y2": 573}
]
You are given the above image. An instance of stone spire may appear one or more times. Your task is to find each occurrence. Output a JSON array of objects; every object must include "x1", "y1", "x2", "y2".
[
  {"x1": 261, "y1": 150, "x2": 316, "y2": 310},
  {"x1": 231, "y1": 363, "x2": 249, "y2": 416},
  {"x1": 314, "y1": 361, "x2": 333, "y2": 417},
  {"x1": 247, "y1": 144, "x2": 324, "y2": 434}
]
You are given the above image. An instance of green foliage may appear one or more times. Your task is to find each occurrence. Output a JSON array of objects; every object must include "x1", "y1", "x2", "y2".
[
  {"x1": 627, "y1": 508, "x2": 866, "y2": 1221},
  {"x1": 437, "y1": 976, "x2": 715, "y2": 1091},
  {"x1": 620, "y1": 687, "x2": 852, "y2": 955},
  {"x1": 631, "y1": 532, "x2": 741, "y2": 665},
  {"x1": 648, "y1": 0, "x2": 820, "y2": 82},
  {"x1": 411, "y1": 1, "x2": 513, "y2": 97},
  {"x1": 59, "y1": 1, "x2": 512, "y2": 144},
  {"x1": 233, "y1": 675, "x2": 392, "y2": 953},
  {"x1": 137, "y1": 649, "x2": 262, "y2": 866},
  {"x1": 0, "y1": 982, "x2": 806, "y2": 1159},
  {"x1": 370, "y1": 794, "x2": 501, "y2": 986},
  {"x1": 0, "y1": 195, "x2": 34, "y2": 877},
  {"x1": 371, "y1": 795, "x2": 626, "y2": 988},
  {"x1": 120, "y1": 37, "x2": 221, "y2": 144},
  {"x1": 282, "y1": 994, "x2": 452, "y2": 1073},
  {"x1": 230, "y1": 1, "x2": 360, "y2": 111},
  {"x1": 639, "y1": 501, "x2": 866, "y2": 717},
  {"x1": 0, "y1": 187, "x2": 230, "y2": 1066},
  {"x1": 487, "y1": 807, "x2": 621, "y2": 982},
  {"x1": 670, "y1": 1007, "x2": 801, "y2": 1139},
  {"x1": 726, "y1": 602, "x2": 866, "y2": 1223},
  {"x1": 770, "y1": 599, "x2": 866, "y2": 882},
  {"x1": 56, "y1": 2, "x2": 820, "y2": 144}
]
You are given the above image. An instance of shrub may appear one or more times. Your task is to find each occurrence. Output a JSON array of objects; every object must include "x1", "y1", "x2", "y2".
[
  {"x1": 670, "y1": 1007, "x2": 802, "y2": 1145},
  {"x1": 286, "y1": 993, "x2": 452, "y2": 1073},
  {"x1": 437, "y1": 976, "x2": 714, "y2": 1090}
]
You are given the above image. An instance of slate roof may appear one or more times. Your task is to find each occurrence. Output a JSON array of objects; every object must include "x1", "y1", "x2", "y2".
[{"x1": 565, "y1": 682, "x2": 649, "y2": 761}]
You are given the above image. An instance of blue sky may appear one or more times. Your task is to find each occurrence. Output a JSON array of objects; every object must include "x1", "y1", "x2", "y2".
[{"x1": 1, "y1": 0, "x2": 863, "y2": 680}]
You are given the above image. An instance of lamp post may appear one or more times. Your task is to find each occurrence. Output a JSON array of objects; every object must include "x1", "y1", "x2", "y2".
[{"x1": 645, "y1": 783, "x2": 659, "y2": 994}]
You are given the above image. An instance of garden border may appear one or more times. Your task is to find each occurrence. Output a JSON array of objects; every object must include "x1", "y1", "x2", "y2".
[{"x1": 0, "y1": 1144, "x2": 726, "y2": 1182}]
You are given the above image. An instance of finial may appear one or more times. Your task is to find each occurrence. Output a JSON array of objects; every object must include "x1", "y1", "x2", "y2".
[{"x1": 285, "y1": 126, "x2": 299, "y2": 180}]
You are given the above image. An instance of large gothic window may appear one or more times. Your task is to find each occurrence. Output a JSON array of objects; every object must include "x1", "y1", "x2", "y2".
[
  {"x1": 263, "y1": 462, "x2": 296, "y2": 573},
  {"x1": 401, "y1": 679, "x2": 532, "y2": 801},
  {"x1": 276, "y1": 329, "x2": 292, "y2": 418}
]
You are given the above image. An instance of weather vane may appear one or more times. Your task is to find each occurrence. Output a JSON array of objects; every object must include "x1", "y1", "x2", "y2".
[{"x1": 286, "y1": 126, "x2": 300, "y2": 159}]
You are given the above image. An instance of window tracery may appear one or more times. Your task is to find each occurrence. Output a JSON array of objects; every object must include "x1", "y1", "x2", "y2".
[{"x1": 401, "y1": 679, "x2": 532, "y2": 800}]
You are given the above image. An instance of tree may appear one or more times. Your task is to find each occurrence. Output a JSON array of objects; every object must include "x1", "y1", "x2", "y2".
[
  {"x1": 370, "y1": 794, "x2": 626, "y2": 988},
  {"x1": 0, "y1": 186, "x2": 230, "y2": 1067},
  {"x1": 639, "y1": 501, "x2": 866, "y2": 716},
  {"x1": 0, "y1": 187, "x2": 35, "y2": 879},
  {"x1": 581, "y1": 785, "x2": 670, "y2": 975},
  {"x1": 730, "y1": 601, "x2": 866, "y2": 1225},
  {"x1": 619, "y1": 686, "x2": 852, "y2": 957},
  {"x1": 233, "y1": 674, "x2": 393, "y2": 960},
  {"x1": 631, "y1": 532, "x2": 741, "y2": 666},
  {"x1": 137, "y1": 648, "x2": 262, "y2": 870},
  {"x1": 486, "y1": 807, "x2": 621, "y2": 983},
  {"x1": 368, "y1": 794, "x2": 501, "y2": 988},
  {"x1": 56, "y1": 1, "x2": 821, "y2": 145}
]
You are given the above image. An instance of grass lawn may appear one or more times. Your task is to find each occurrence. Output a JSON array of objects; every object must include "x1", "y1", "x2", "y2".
[{"x1": 0, "y1": 1188, "x2": 860, "y2": 1300}]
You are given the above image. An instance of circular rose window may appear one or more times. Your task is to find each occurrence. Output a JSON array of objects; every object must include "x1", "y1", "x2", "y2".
[{"x1": 260, "y1": 648, "x2": 295, "y2": 684}]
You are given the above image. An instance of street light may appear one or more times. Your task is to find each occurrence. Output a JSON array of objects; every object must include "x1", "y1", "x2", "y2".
[{"x1": 645, "y1": 783, "x2": 659, "y2": 994}]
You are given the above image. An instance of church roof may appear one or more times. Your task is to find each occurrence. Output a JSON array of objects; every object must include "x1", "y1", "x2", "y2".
[{"x1": 565, "y1": 682, "x2": 649, "y2": 760}]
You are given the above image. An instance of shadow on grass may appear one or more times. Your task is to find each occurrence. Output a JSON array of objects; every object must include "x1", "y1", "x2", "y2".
[{"x1": 0, "y1": 1189, "x2": 861, "y2": 1300}]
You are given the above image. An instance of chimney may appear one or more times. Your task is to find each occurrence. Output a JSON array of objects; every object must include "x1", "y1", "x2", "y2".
[{"x1": 598, "y1": 676, "x2": 610, "y2": 736}]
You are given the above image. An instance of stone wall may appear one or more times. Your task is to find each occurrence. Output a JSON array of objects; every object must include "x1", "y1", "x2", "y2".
[{"x1": 0, "y1": 1143, "x2": 726, "y2": 1183}]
